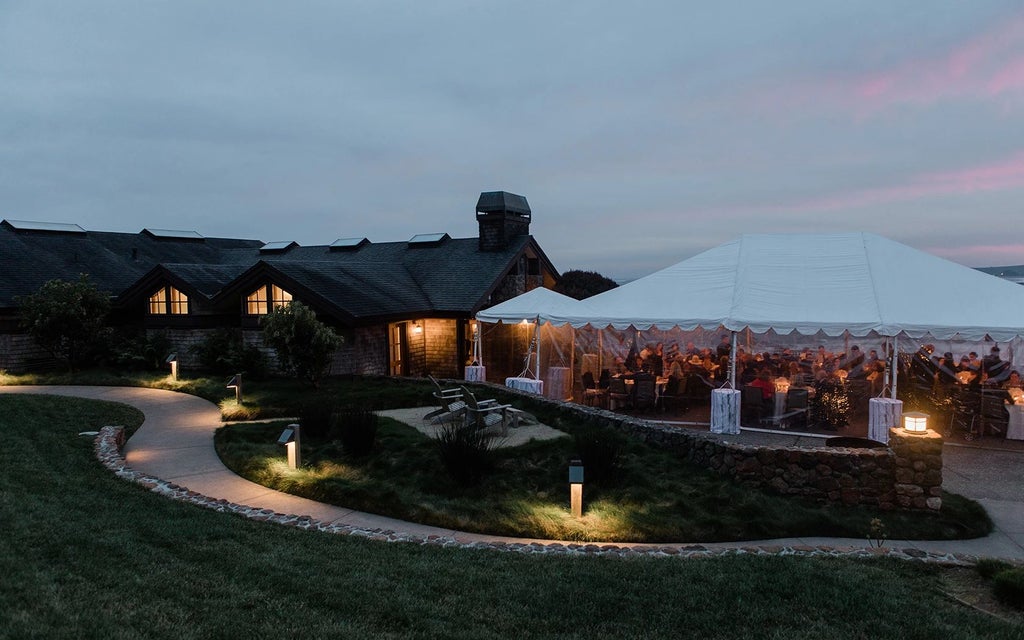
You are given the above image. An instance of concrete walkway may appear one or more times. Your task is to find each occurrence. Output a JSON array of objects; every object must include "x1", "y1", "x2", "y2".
[{"x1": 4, "y1": 385, "x2": 1023, "y2": 560}]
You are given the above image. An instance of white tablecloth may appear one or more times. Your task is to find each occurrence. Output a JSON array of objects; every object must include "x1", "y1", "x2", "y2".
[
  {"x1": 773, "y1": 392, "x2": 787, "y2": 417},
  {"x1": 711, "y1": 388, "x2": 741, "y2": 435},
  {"x1": 545, "y1": 366, "x2": 571, "y2": 401},
  {"x1": 868, "y1": 398, "x2": 903, "y2": 444},
  {"x1": 506, "y1": 377, "x2": 543, "y2": 394},
  {"x1": 464, "y1": 365, "x2": 486, "y2": 382},
  {"x1": 1007, "y1": 404, "x2": 1024, "y2": 441}
]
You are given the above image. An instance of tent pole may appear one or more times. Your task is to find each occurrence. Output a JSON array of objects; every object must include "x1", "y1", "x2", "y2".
[
  {"x1": 891, "y1": 335, "x2": 899, "y2": 400},
  {"x1": 534, "y1": 316, "x2": 541, "y2": 381},
  {"x1": 570, "y1": 325, "x2": 576, "y2": 400},
  {"x1": 474, "y1": 321, "x2": 483, "y2": 366},
  {"x1": 598, "y1": 327, "x2": 603, "y2": 374},
  {"x1": 729, "y1": 330, "x2": 738, "y2": 389}
]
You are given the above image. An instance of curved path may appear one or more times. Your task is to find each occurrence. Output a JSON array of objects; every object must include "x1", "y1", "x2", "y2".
[{"x1": 3, "y1": 385, "x2": 1022, "y2": 561}]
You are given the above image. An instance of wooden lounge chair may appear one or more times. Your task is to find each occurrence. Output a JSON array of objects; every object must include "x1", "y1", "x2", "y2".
[
  {"x1": 427, "y1": 375, "x2": 466, "y2": 423},
  {"x1": 460, "y1": 386, "x2": 511, "y2": 435}
]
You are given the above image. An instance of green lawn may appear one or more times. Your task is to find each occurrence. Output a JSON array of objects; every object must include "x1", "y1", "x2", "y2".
[{"x1": 1, "y1": 393, "x2": 1020, "y2": 638}]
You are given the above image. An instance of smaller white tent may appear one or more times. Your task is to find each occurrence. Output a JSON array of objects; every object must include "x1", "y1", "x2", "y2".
[{"x1": 475, "y1": 287, "x2": 595, "y2": 325}]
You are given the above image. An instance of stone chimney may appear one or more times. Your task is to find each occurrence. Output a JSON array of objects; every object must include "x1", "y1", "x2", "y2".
[{"x1": 476, "y1": 191, "x2": 531, "y2": 252}]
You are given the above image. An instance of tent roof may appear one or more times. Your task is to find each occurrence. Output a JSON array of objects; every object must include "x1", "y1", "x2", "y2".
[
  {"x1": 523, "y1": 233, "x2": 1024, "y2": 340},
  {"x1": 476, "y1": 287, "x2": 594, "y2": 325}
]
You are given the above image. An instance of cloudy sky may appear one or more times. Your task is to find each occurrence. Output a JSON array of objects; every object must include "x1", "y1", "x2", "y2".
[{"x1": 3, "y1": 2, "x2": 1024, "y2": 281}]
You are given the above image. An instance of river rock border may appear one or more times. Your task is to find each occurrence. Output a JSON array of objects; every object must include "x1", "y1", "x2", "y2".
[{"x1": 94, "y1": 425, "x2": 971, "y2": 565}]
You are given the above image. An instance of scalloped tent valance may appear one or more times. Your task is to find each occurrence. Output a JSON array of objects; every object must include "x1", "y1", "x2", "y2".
[{"x1": 480, "y1": 233, "x2": 1024, "y2": 342}]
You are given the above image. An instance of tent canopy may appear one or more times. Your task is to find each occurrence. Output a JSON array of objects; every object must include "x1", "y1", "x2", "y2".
[
  {"x1": 499, "y1": 233, "x2": 1024, "y2": 341},
  {"x1": 475, "y1": 286, "x2": 594, "y2": 325}
]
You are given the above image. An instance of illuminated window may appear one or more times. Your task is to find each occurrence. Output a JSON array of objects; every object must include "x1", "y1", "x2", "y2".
[
  {"x1": 246, "y1": 284, "x2": 292, "y2": 315},
  {"x1": 148, "y1": 286, "x2": 189, "y2": 315}
]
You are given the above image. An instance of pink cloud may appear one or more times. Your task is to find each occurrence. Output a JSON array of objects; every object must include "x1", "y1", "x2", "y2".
[
  {"x1": 787, "y1": 153, "x2": 1024, "y2": 213},
  {"x1": 930, "y1": 243, "x2": 1024, "y2": 266},
  {"x1": 754, "y1": 13, "x2": 1024, "y2": 113}
]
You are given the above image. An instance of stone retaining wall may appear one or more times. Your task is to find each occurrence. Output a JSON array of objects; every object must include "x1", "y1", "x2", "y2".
[{"x1": 475, "y1": 381, "x2": 943, "y2": 512}]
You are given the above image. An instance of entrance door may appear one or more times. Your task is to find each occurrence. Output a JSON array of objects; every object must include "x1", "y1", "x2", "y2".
[{"x1": 389, "y1": 323, "x2": 408, "y2": 376}]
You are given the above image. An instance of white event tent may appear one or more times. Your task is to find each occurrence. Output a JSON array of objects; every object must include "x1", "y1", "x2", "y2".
[
  {"x1": 476, "y1": 233, "x2": 1024, "y2": 423},
  {"x1": 547, "y1": 233, "x2": 1024, "y2": 341}
]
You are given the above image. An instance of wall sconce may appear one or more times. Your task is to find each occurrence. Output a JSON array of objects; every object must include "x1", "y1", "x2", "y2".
[
  {"x1": 569, "y1": 458, "x2": 584, "y2": 518},
  {"x1": 226, "y1": 373, "x2": 242, "y2": 404},
  {"x1": 412, "y1": 322, "x2": 423, "y2": 335},
  {"x1": 165, "y1": 353, "x2": 178, "y2": 381},
  {"x1": 277, "y1": 423, "x2": 301, "y2": 469},
  {"x1": 903, "y1": 411, "x2": 928, "y2": 433}
]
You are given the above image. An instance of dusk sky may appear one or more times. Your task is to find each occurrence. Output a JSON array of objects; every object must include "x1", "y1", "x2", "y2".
[{"x1": 3, "y1": 2, "x2": 1024, "y2": 281}]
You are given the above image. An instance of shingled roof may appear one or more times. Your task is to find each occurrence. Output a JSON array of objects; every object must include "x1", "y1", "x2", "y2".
[{"x1": 1, "y1": 219, "x2": 557, "y2": 325}]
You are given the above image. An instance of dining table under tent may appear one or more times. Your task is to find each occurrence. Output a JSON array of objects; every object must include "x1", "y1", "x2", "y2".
[{"x1": 474, "y1": 232, "x2": 1024, "y2": 442}]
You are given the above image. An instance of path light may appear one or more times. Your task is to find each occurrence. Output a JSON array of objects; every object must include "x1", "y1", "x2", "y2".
[
  {"x1": 903, "y1": 411, "x2": 929, "y2": 433},
  {"x1": 569, "y1": 459, "x2": 584, "y2": 518},
  {"x1": 277, "y1": 423, "x2": 301, "y2": 469},
  {"x1": 165, "y1": 353, "x2": 178, "y2": 381},
  {"x1": 226, "y1": 373, "x2": 242, "y2": 404}
]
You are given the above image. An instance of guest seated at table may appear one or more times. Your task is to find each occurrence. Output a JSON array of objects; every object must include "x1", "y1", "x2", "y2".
[
  {"x1": 848, "y1": 347, "x2": 876, "y2": 379},
  {"x1": 613, "y1": 357, "x2": 630, "y2": 376},
  {"x1": 983, "y1": 346, "x2": 1010, "y2": 378},
  {"x1": 788, "y1": 360, "x2": 812, "y2": 387},
  {"x1": 749, "y1": 369, "x2": 775, "y2": 401},
  {"x1": 933, "y1": 352, "x2": 958, "y2": 383},
  {"x1": 684, "y1": 341, "x2": 698, "y2": 357},
  {"x1": 667, "y1": 354, "x2": 687, "y2": 380},
  {"x1": 955, "y1": 356, "x2": 977, "y2": 384},
  {"x1": 967, "y1": 352, "x2": 982, "y2": 371},
  {"x1": 815, "y1": 345, "x2": 830, "y2": 367},
  {"x1": 839, "y1": 345, "x2": 864, "y2": 371},
  {"x1": 1004, "y1": 370, "x2": 1022, "y2": 392},
  {"x1": 866, "y1": 360, "x2": 886, "y2": 395}
]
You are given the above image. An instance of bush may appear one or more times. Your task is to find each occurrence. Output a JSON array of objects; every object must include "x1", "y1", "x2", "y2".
[
  {"x1": 573, "y1": 427, "x2": 624, "y2": 486},
  {"x1": 193, "y1": 329, "x2": 268, "y2": 379},
  {"x1": 993, "y1": 567, "x2": 1024, "y2": 610},
  {"x1": 109, "y1": 330, "x2": 172, "y2": 371},
  {"x1": 332, "y1": 407, "x2": 379, "y2": 457},
  {"x1": 16, "y1": 275, "x2": 111, "y2": 371},
  {"x1": 976, "y1": 558, "x2": 1014, "y2": 580},
  {"x1": 435, "y1": 419, "x2": 494, "y2": 487},
  {"x1": 299, "y1": 402, "x2": 335, "y2": 440},
  {"x1": 261, "y1": 302, "x2": 343, "y2": 388}
]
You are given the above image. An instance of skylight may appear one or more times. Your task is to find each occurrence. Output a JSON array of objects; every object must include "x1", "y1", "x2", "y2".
[
  {"x1": 3, "y1": 219, "x2": 86, "y2": 234},
  {"x1": 259, "y1": 241, "x2": 298, "y2": 253},
  {"x1": 330, "y1": 237, "x2": 369, "y2": 249},
  {"x1": 408, "y1": 233, "x2": 450, "y2": 245},
  {"x1": 143, "y1": 228, "x2": 204, "y2": 240}
]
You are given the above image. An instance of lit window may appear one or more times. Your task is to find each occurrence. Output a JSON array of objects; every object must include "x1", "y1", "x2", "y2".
[
  {"x1": 148, "y1": 286, "x2": 189, "y2": 315},
  {"x1": 246, "y1": 284, "x2": 292, "y2": 315}
]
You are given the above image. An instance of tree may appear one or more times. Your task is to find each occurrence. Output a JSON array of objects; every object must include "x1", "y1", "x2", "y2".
[
  {"x1": 554, "y1": 269, "x2": 619, "y2": 300},
  {"x1": 16, "y1": 275, "x2": 111, "y2": 371},
  {"x1": 261, "y1": 301, "x2": 343, "y2": 387}
]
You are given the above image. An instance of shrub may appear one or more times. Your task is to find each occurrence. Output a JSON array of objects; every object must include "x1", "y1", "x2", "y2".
[
  {"x1": 299, "y1": 402, "x2": 335, "y2": 440},
  {"x1": 261, "y1": 302, "x2": 343, "y2": 388},
  {"x1": 332, "y1": 407, "x2": 379, "y2": 457},
  {"x1": 110, "y1": 330, "x2": 172, "y2": 371},
  {"x1": 976, "y1": 558, "x2": 1013, "y2": 580},
  {"x1": 993, "y1": 567, "x2": 1024, "y2": 610},
  {"x1": 16, "y1": 275, "x2": 111, "y2": 371},
  {"x1": 573, "y1": 427, "x2": 624, "y2": 486},
  {"x1": 193, "y1": 329, "x2": 268, "y2": 379},
  {"x1": 435, "y1": 419, "x2": 494, "y2": 487}
]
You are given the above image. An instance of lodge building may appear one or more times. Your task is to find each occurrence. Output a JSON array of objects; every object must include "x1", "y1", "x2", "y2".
[{"x1": 0, "y1": 191, "x2": 558, "y2": 379}]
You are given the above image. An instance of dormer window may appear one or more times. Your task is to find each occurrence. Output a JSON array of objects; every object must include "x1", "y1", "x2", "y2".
[
  {"x1": 148, "y1": 286, "x2": 189, "y2": 315},
  {"x1": 246, "y1": 284, "x2": 292, "y2": 315}
]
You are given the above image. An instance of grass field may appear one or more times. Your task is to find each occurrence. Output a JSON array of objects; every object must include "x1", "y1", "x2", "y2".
[{"x1": 2, "y1": 393, "x2": 1021, "y2": 638}]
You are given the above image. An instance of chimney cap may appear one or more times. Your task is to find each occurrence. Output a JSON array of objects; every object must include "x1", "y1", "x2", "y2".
[{"x1": 476, "y1": 191, "x2": 531, "y2": 218}]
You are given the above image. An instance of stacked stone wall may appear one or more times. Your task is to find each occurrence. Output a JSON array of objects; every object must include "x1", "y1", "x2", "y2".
[{"x1": 474, "y1": 381, "x2": 943, "y2": 512}]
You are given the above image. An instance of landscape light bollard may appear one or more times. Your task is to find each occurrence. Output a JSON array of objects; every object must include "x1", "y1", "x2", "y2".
[
  {"x1": 569, "y1": 459, "x2": 584, "y2": 518},
  {"x1": 277, "y1": 423, "x2": 301, "y2": 469},
  {"x1": 903, "y1": 411, "x2": 928, "y2": 433},
  {"x1": 226, "y1": 374, "x2": 242, "y2": 404},
  {"x1": 165, "y1": 353, "x2": 178, "y2": 381}
]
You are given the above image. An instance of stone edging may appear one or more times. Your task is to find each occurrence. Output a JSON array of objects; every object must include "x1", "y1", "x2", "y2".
[{"x1": 95, "y1": 425, "x2": 976, "y2": 566}]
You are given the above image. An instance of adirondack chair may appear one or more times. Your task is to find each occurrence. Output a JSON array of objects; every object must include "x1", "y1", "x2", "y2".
[
  {"x1": 427, "y1": 375, "x2": 466, "y2": 423},
  {"x1": 460, "y1": 386, "x2": 511, "y2": 435}
]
